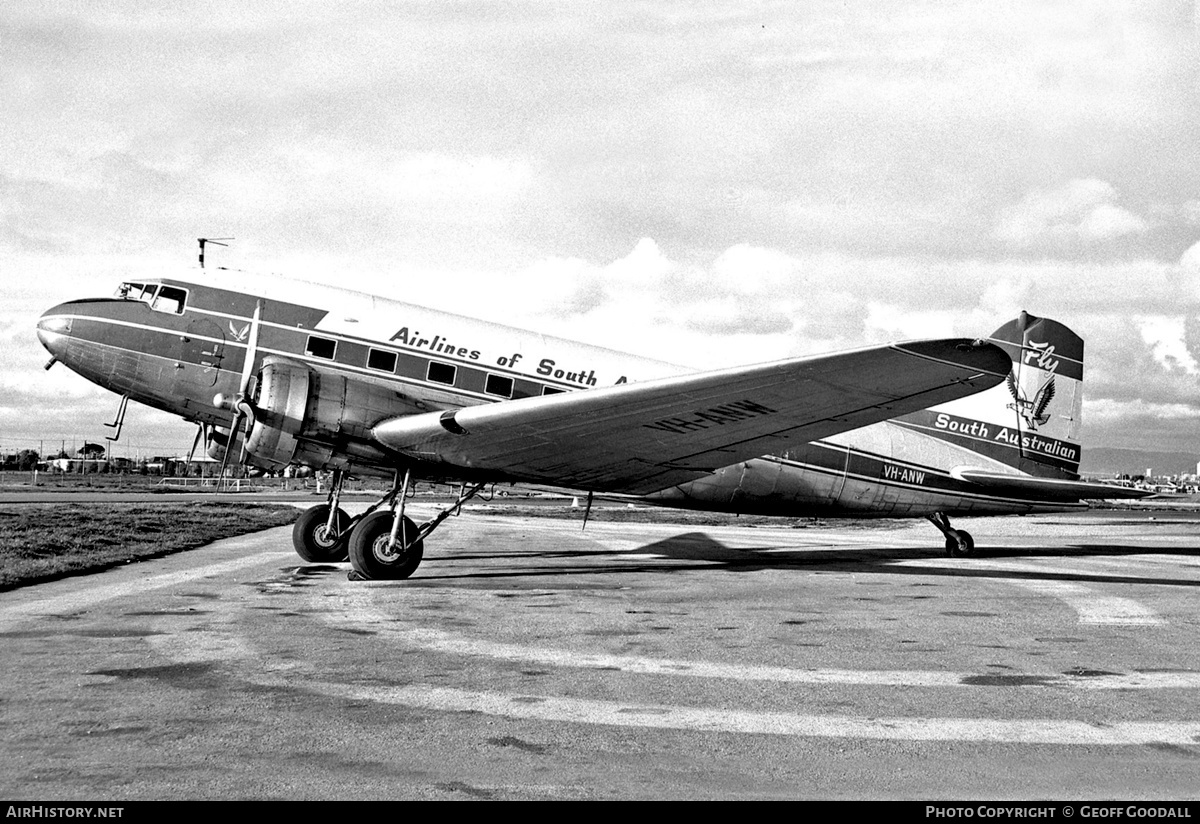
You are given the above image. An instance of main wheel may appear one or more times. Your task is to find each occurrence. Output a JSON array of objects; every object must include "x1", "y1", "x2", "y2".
[
  {"x1": 347, "y1": 510, "x2": 425, "y2": 580},
  {"x1": 292, "y1": 505, "x2": 351, "y2": 562},
  {"x1": 945, "y1": 529, "x2": 975, "y2": 558}
]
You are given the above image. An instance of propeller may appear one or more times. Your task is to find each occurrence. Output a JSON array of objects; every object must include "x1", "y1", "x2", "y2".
[
  {"x1": 185, "y1": 422, "x2": 205, "y2": 479},
  {"x1": 213, "y1": 299, "x2": 263, "y2": 487}
]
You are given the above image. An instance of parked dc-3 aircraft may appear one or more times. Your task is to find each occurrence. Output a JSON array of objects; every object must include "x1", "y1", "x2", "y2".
[{"x1": 36, "y1": 261, "x2": 1146, "y2": 580}]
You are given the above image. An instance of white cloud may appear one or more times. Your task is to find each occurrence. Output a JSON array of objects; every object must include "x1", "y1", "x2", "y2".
[
  {"x1": 1086, "y1": 398, "x2": 1200, "y2": 422},
  {"x1": 1174, "y1": 241, "x2": 1200, "y2": 304},
  {"x1": 994, "y1": 179, "x2": 1149, "y2": 247},
  {"x1": 4, "y1": 2, "x2": 1200, "y2": 455},
  {"x1": 710, "y1": 244, "x2": 802, "y2": 295},
  {"x1": 1078, "y1": 203, "x2": 1150, "y2": 241},
  {"x1": 681, "y1": 299, "x2": 793, "y2": 336},
  {"x1": 863, "y1": 302, "x2": 956, "y2": 343},
  {"x1": 1138, "y1": 316, "x2": 1199, "y2": 374},
  {"x1": 1181, "y1": 240, "x2": 1200, "y2": 270},
  {"x1": 604, "y1": 237, "x2": 676, "y2": 284},
  {"x1": 380, "y1": 153, "x2": 531, "y2": 205}
]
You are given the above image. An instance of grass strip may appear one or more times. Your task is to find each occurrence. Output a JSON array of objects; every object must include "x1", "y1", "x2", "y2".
[{"x1": 0, "y1": 502, "x2": 299, "y2": 591}]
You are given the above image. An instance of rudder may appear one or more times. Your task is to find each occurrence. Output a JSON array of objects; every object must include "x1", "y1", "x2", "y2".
[{"x1": 897, "y1": 311, "x2": 1084, "y2": 479}]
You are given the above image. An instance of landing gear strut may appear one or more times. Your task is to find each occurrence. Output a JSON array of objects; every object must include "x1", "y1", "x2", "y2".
[
  {"x1": 292, "y1": 468, "x2": 351, "y2": 562},
  {"x1": 346, "y1": 471, "x2": 488, "y2": 581},
  {"x1": 927, "y1": 512, "x2": 975, "y2": 558},
  {"x1": 347, "y1": 511, "x2": 424, "y2": 580},
  {"x1": 292, "y1": 468, "x2": 490, "y2": 580}
]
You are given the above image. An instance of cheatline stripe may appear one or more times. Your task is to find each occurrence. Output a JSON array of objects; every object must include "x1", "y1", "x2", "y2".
[
  {"x1": 327, "y1": 598, "x2": 1199, "y2": 689},
  {"x1": 55, "y1": 309, "x2": 587, "y2": 393},
  {"x1": 54, "y1": 315, "x2": 511, "y2": 401},
  {"x1": 52, "y1": 311, "x2": 585, "y2": 403},
  {"x1": 890, "y1": 417, "x2": 1079, "y2": 472},
  {"x1": 765, "y1": 453, "x2": 1082, "y2": 508}
]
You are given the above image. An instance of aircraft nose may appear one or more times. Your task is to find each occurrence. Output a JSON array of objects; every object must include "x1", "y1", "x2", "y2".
[{"x1": 36, "y1": 304, "x2": 74, "y2": 356}]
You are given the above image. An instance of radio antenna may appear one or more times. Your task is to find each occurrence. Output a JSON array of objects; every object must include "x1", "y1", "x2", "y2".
[{"x1": 198, "y1": 237, "x2": 233, "y2": 269}]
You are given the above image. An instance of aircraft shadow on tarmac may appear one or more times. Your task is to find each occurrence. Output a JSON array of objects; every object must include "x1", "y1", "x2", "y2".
[{"x1": 378, "y1": 531, "x2": 1200, "y2": 589}]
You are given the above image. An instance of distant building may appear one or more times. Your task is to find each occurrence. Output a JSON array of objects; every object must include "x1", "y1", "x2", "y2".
[
  {"x1": 47, "y1": 458, "x2": 108, "y2": 473},
  {"x1": 167, "y1": 454, "x2": 220, "y2": 477},
  {"x1": 144, "y1": 457, "x2": 170, "y2": 474}
]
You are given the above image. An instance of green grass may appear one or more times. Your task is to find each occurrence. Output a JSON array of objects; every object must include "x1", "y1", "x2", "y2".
[{"x1": 0, "y1": 502, "x2": 300, "y2": 591}]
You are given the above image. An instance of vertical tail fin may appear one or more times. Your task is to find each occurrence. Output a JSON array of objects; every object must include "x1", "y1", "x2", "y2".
[{"x1": 906, "y1": 311, "x2": 1084, "y2": 478}]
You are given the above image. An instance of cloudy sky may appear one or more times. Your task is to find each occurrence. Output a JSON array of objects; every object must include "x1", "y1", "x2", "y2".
[{"x1": 3, "y1": 1, "x2": 1200, "y2": 460}]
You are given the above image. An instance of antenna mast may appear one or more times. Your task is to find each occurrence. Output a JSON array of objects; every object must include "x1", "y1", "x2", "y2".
[{"x1": 197, "y1": 237, "x2": 233, "y2": 269}]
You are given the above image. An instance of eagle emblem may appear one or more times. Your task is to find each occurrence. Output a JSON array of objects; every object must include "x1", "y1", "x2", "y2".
[
  {"x1": 1006, "y1": 371, "x2": 1055, "y2": 430},
  {"x1": 229, "y1": 322, "x2": 250, "y2": 342}
]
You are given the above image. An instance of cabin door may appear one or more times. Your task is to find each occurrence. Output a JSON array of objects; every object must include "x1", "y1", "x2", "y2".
[{"x1": 175, "y1": 317, "x2": 226, "y2": 389}]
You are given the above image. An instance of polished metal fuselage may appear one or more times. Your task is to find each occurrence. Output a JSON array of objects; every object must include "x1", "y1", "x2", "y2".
[{"x1": 37, "y1": 274, "x2": 1080, "y2": 517}]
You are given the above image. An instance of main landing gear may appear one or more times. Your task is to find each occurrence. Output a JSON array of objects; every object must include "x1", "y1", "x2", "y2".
[
  {"x1": 292, "y1": 504, "x2": 352, "y2": 562},
  {"x1": 926, "y1": 512, "x2": 975, "y2": 558},
  {"x1": 290, "y1": 468, "x2": 488, "y2": 580}
]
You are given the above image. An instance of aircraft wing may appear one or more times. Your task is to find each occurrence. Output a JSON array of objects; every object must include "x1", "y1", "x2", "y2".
[
  {"x1": 373, "y1": 338, "x2": 1011, "y2": 495},
  {"x1": 950, "y1": 468, "x2": 1154, "y2": 501}
]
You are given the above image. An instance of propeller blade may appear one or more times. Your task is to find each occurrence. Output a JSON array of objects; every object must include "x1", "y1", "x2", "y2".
[
  {"x1": 186, "y1": 424, "x2": 202, "y2": 464},
  {"x1": 216, "y1": 414, "x2": 240, "y2": 488},
  {"x1": 215, "y1": 298, "x2": 263, "y2": 489},
  {"x1": 238, "y1": 299, "x2": 263, "y2": 397}
]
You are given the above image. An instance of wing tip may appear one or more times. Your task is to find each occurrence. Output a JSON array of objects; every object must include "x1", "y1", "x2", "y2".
[{"x1": 893, "y1": 338, "x2": 1012, "y2": 378}]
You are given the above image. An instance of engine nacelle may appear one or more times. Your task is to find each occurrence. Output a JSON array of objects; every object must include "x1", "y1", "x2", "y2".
[
  {"x1": 243, "y1": 356, "x2": 309, "y2": 470},
  {"x1": 205, "y1": 425, "x2": 276, "y2": 473},
  {"x1": 206, "y1": 426, "x2": 232, "y2": 462},
  {"x1": 241, "y1": 355, "x2": 406, "y2": 473}
]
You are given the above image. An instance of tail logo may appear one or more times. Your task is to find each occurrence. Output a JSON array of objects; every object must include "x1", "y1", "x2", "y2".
[
  {"x1": 1022, "y1": 340, "x2": 1060, "y2": 373},
  {"x1": 1006, "y1": 371, "x2": 1056, "y2": 430}
]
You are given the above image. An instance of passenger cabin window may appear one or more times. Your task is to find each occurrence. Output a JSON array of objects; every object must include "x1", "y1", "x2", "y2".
[
  {"x1": 306, "y1": 336, "x2": 337, "y2": 360},
  {"x1": 542, "y1": 386, "x2": 566, "y2": 396},
  {"x1": 427, "y1": 361, "x2": 457, "y2": 386},
  {"x1": 367, "y1": 348, "x2": 397, "y2": 373},
  {"x1": 485, "y1": 374, "x2": 514, "y2": 398}
]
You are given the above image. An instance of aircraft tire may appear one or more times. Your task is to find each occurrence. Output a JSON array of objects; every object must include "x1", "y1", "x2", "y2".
[
  {"x1": 292, "y1": 505, "x2": 351, "y2": 563},
  {"x1": 945, "y1": 529, "x2": 975, "y2": 558},
  {"x1": 348, "y1": 511, "x2": 424, "y2": 580}
]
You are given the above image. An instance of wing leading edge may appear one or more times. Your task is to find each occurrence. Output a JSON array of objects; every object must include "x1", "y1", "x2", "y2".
[{"x1": 372, "y1": 338, "x2": 1011, "y2": 495}]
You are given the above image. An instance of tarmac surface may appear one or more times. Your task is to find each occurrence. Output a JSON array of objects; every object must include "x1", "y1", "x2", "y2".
[{"x1": 1, "y1": 503, "x2": 1199, "y2": 800}]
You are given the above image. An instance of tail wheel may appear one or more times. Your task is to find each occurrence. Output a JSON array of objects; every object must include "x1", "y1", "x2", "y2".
[
  {"x1": 348, "y1": 510, "x2": 425, "y2": 580},
  {"x1": 292, "y1": 504, "x2": 350, "y2": 562},
  {"x1": 945, "y1": 529, "x2": 975, "y2": 558}
]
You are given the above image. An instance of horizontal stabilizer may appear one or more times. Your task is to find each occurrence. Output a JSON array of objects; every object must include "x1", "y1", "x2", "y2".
[{"x1": 950, "y1": 468, "x2": 1153, "y2": 500}]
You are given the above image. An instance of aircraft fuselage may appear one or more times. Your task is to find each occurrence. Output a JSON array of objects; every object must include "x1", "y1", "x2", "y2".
[{"x1": 37, "y1": 270, "x2": 1082, "y2": 519}]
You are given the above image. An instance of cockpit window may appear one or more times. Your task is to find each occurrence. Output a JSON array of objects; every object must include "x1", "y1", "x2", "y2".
[
  {"x1": 151, "y1": 286, "x2": 187, "y2": 314},
  {"x1": 116, "y1": 282, "x2": 156, "y2": 302},
  {"x1": 114, "y1": 281, "x2": 187, "y2": 314}
]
